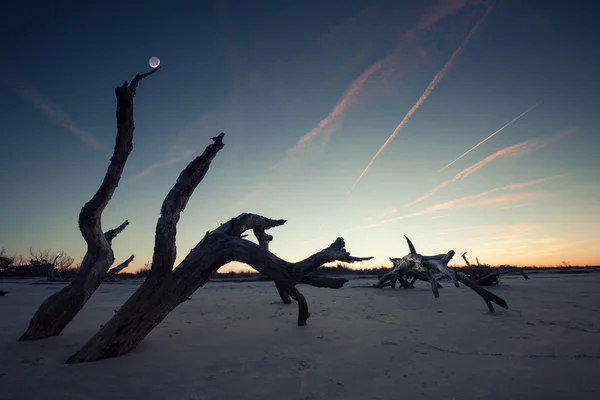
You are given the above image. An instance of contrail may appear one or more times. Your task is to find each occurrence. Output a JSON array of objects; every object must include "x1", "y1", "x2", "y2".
[
  {"x1": 348, "y1": 8, "x2": 490, "y2": 193},
  {"x1": 439, "y1": 102, "x2": 541, "y2": 172},
  {"x1": 0, "y1": 70, "x2": 108, "y2": 155},
  {"x1": 405, "y1": 127, "x2": 574, "y2": 206}
]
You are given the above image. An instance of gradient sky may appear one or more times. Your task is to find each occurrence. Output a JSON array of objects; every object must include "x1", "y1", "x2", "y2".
[{"x1": 1, "y1": 0, "x2": 599, "y2": 272}]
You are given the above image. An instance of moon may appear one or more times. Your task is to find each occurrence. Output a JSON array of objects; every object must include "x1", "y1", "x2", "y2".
[{"x1": 149, "y1": 57, "x2": 161, "y2": 68}]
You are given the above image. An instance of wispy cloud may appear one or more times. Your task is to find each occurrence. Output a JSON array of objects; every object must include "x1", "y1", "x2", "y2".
[
  {"x1": 430, "y1": 191, "x2": 553, "y2": 211},
  {"x1": 236, "y1": 0, "x2": 490, "y2": 209},
  {"x1": 439, "y1": 102, "x2": 541, "y2": 172},
  {"x1": 345, "y1": 174, "x2": 565, "y2": 233},
  {"x1": 133, "y1": 111, "x2": 226, "y2": 179},
  {"x1": 406, "y1": 127, "x2": 575, "y2": 206},
  {"x1": 134, "y1": 147, "x2": 197, "y2": 179},
  {"x1": 403, "y1": 0, "x2": 486, "y2": 40},
  {"x1": 304, "y1": 176, "x2": 559, "y2": 245},
  {"x1": 1, "y1": 71, "x2": 108, "y2": 154},
  {"x1": 349, "y1": 7, "x2": 491, "y2": 193},
  {"x1": 499, "y1": 203, "x2": 531, "y2": 210},
  {"x1": 275, "y1": 60, "x2": 384, "y2": 168},
  {"x1": 280, "y1": 0, "x2": 490, "y2": 169},
  {"x1": 435, "y1": 223, "x2": 540, "y2": 235}
]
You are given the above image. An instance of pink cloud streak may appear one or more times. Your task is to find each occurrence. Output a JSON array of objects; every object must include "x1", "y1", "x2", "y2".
[
  {"x1": 297, "y1": 61, "x2": 384, "y2": 147},
  {"x1": 406, "y1": 127, "x2": 575, "y2": 206},
  {"x1": 349, "y1": 174, "x2": 565, "y2": 232}
]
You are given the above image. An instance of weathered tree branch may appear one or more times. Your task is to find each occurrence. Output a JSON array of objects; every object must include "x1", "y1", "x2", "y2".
[
  {"x1": 462, "y1": 252, "x2": 476, "y2": 281},
  {"x1": 456, "y1": 273, "x2": 508, "y2": 313},
  {"x1": 247, "y1": 224, "x2": 351, "y2": 301},
  {"x1": 104, "y1": 220, "x2": 130, "y2": 245},
  {"x1": 105, "y1": 254, "x2": 135, "y2": 278},
  {"x1": 253, "y1": 226, "x2": 291, "y2": 303},
  {"x1": 19, "y1": 69, "x2": 159, "y2": 341},
  {"x1": 65, "y1": 136, "x2": 372, "y2": 363},
  {"x1": 150, "y1": 133, "x2": 225, "y2": 279}
]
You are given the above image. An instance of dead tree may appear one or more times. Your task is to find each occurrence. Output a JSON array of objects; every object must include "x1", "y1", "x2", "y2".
[
  {"x1": 19, "y1": 67, "x2": 161, "y2": 341},
  {"x1": 104, "y1": 255, "x2": 135, "y2": 279},
  {"x1": 65, "y1": 133, "x2": 372, "y2": 363},
  {"x1": 28, "y1": 248, "x2": 74, "y2": 281}
]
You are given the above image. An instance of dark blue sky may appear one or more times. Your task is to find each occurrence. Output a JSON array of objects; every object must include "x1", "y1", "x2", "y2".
[{"x1": 1, "y1": 0, "x2": 599, "y2": 268}]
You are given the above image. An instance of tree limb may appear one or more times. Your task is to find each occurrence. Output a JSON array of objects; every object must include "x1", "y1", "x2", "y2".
[
  {"x1": 104, "y1": 220, "x2": 130, "y2": 245},
  {"x1": 19, "y1": 69, "x2": 159, "y2": 341},
  {"x1": 149, "y1": 133, "x2": 226, "y2": 278},
  {"x1": 105, "y1": 254, "x2": 135, "y2": 277},
  {"x1": 253, "y1": 226, "x2": 291, "y2": 304},
  {"x1": 462, "y1": 252, "x2": 475, "y2": 281}
]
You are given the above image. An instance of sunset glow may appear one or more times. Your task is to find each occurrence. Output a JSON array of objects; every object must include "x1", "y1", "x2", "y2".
[{"x1": 0, "y1": 0, "x2": 598, "y2": 271}]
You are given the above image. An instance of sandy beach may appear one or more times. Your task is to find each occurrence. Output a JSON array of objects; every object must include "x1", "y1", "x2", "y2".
[{"x1": 1, "y1": 273, "x2": 599, "y2": 400}]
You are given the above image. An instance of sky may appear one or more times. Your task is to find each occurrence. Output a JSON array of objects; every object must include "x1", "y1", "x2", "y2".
[{"x1": 0, "y1": 0, "x2": 599, "y2": 272}]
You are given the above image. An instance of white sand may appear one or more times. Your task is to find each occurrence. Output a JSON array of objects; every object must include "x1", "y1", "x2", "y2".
[{"x1": 1, "y1": 274, "x2": 599, "y2": 399}]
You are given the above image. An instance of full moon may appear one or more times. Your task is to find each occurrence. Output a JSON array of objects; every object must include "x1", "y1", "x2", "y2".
[{"x1": 149, "y1": 57, "x2": 161, "y2": 68}]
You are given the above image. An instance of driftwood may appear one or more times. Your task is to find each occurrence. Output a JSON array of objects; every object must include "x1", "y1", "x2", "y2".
[
  {"x1": 372, "y1": 237, "x2": 509, "y2": 313},
  {"x1": 65, "y1": 133, "x2": 372, "y2": 363},
  {"x1": 462, "y1": 252, "x2": 530, "y2": 286},
  {"x1": 375, "y1": 257, "x2": 443, "y2": 290},
  {"x1": 19, "y1": 68, "x2": 161, "y2": 341},
  {"x1": 105, "y1": 255, "x2": 135, "y2": 278},
  {"x1": 252, "y1": 226, "x2": 350, "y2": 302},
  {"x1": 477, "y1": 267, "x2": 530, "y2": 285}
]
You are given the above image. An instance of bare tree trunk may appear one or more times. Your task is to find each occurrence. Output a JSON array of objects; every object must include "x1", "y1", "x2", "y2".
[
  {"x1": 65, "y1": 135, "x2": 372, "y2": 363},
  {"x1": 19, "y1": 68, "x2": 160, "y2": 341}
]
